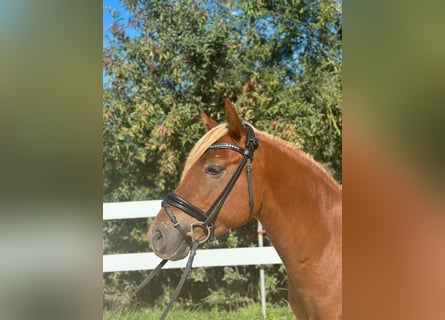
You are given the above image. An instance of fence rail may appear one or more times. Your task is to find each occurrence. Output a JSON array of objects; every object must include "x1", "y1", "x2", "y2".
[
  {"x1": 103, "y1": 200, "x2": 282, "y2": 272},
  {"x1": 103, "y1": 200, "x2": 162, "y2": 220},
  {"x1": 104, "y1": 247, "x2": 281, "y2": 272}
]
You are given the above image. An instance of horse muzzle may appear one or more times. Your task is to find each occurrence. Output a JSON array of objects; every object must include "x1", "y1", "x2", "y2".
[{"x1": 147, "y1": 223, "x2": 191, "y2": 261}]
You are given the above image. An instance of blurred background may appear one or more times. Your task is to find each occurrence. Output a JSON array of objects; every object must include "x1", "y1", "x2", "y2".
[
  {"x1": 343, "y1": 0, "x2": 445, "y2": 318},
  {"x1": 0, "y1": 1, "x2": 102, "y2": 320}
]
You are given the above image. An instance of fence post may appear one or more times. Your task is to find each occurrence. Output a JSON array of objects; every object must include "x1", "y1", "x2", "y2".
[{"x1": 258, "y1": 221, "x2": 267, "y2": 318}]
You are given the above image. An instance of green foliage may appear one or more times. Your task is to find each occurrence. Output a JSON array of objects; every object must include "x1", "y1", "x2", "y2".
[{"x1": 103, "y1": 0, "x2": 341, "y2": 310}]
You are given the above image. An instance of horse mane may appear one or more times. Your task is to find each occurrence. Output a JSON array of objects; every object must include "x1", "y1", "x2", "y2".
[
  {"x1": 255, "y1": 130, "x2": 342, "y2": 190},
  {"x1": 181, "y1": 124, "x2": 228, "y2": 180},
  {"x1": 181, "y1": 124, "x2": 341, "y2": 190}
]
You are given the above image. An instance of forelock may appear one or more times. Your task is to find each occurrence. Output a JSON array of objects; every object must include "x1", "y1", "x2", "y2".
[{"x1": 181, "y1": 124, "x2": 228, "y2": 180}]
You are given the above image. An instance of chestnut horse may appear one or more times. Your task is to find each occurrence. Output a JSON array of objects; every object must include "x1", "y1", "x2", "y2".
[{"x1": 148, "y1": 99, "x2": 342, "y2": 319}]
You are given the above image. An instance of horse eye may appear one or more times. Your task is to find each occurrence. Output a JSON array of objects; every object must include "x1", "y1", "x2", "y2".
[{"x1": 204, "y1": 164, "x2": 224, "y2": 176}]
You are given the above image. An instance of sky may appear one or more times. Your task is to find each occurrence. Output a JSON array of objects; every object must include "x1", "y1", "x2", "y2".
[
  {"x1": 103, "y1": 0, "x2": 139, "y2": 45},
  {"x1": 103, "y1": 0, "x2": 139, "y2": 84},
  {"x1": 103, "y1": 0, "x2": 125, "y2": 36}
]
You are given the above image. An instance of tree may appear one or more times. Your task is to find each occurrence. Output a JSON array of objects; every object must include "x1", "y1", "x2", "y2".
[{"x1": 103, "y1": 0, "x2": 341, "y2": 309}]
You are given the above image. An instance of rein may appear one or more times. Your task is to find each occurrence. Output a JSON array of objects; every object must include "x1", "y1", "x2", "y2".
[
  {"x1": 107, "y1": 242, "x2": 199, "y2": 320},
  {"x1": 109, "y1": 123, "x2": 258, "y2": 320}
]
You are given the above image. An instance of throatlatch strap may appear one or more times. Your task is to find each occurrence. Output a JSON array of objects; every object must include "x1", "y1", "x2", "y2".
[{"x1": 246, "y1": 157, "x2": 254, "y2": 221}]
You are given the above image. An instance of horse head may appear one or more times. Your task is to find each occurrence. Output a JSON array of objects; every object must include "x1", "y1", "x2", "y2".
[{"x1": 147, "y1": 99, "x2": 262, "y2": 260}]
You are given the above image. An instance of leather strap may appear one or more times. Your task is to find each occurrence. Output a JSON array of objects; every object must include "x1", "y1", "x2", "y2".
[
  {"x1": 163, "y1": 193, "x2": 207, "y2": 222},
  {"x1": 162, "y1": 123, "x2": 258, "y2": 243}
]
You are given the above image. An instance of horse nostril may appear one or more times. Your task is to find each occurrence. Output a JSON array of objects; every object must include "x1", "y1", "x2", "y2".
[
  {"x1": 151, "y1": 228, "x2": 166, "y2": 251},
  {"x1": 153, "y1": 229, "x2": 163, "y2": 241}
]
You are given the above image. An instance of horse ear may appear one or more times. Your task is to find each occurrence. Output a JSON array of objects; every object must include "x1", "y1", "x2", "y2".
[
  {"x1": 199, "y1": 109, "x2": 218, "y2": 131},
  {"x1": 224, "y1": 98, "x2": 244, "y2": 141}
]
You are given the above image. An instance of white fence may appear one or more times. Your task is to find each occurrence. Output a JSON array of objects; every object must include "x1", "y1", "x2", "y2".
[
  {"x1": 103, "y1": 200, "x2": 282, "y2": 272},
  {"x1": 103, "y1": 200, "x2": 283, "y2": 317}
]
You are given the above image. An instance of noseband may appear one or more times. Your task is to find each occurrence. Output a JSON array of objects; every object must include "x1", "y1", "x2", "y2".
[{"x1": 161, "y1": 123, "x2": 258, "y2": 244}]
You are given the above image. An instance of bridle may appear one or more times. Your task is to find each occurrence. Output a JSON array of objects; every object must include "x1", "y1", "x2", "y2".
[
  {"x1": 108, "y1": 123, "x2": 258, "y2": 320},
  {"x1": 161, "y1": 122, "x2": 258, "y2": 244}
]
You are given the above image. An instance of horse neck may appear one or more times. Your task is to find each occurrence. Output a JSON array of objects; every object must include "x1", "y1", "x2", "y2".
[{"x1": 255, "y1": 132, "x2": 342, "y2": 268}]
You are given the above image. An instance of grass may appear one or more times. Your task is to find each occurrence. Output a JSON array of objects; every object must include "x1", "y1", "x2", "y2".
[{"x1": 104, "y1": 304, "x2": 295, "y2": 319}]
